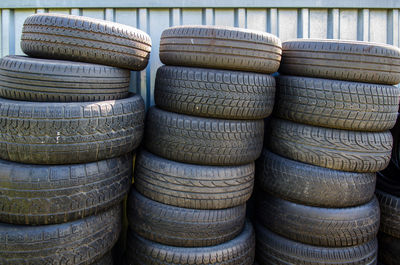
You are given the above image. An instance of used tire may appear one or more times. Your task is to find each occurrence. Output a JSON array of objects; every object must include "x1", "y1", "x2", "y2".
[
  {"x1": 0, "y1": 55, "x2": 130, "y2": 102},
  {"x1": 93, "y1": 252, "x2": 113, "y2": 265},
  {"x1": 21, "y1": 13, "x2": 151, "y2": 71},
  {"x1": 255, "y1": 222, "x2": 378, "y2": 265},
  {"x1": 127, "y1": 189, "x2": 246, "y2": 247},
  {"x1": 0, "y1": 154, "x2": 131, "y2": 225},
  {"x1": 160, "y1": 25, "x2": 281, "y2": 74},
  {"x1": 377, "y1": 170, "x2": 400, "y2": 197},
  {"x1": 266, "y1": 117, "x2": 393, "y2": 173},
  {"x1": 375, "y1": 189, "x2": 400, "y2": 238},
  {"x1": 134, "y1": 149, "x2": 254, "y2": 209},
  {"x1": 0, "y1": 94, "x2": 144, "y2": 164},
  {"x1": 378, "y1": 232, "x2": 400, "y2": 265},
  {"x1": 144, "y1": 107, "x2": 264, "y2": 166},
  {"x1": 126, "y1": 220, "x2": 255, "y2": 265},
  {"x1": 0, "y1": 206, "x2": 121, "y2": 265},
  {"x1": 274, "y1": 75, "x2": 399, "y2": 131},
  {"x1": 256, "y1": 192, "x2": 380, "y2": 247},
  {"x1": 256, "y1": 149, "x2": 376, "y2": 207},
  {"x1": 154, "y1": 66, "x2": 276, "y2": 119},
  {"x1": 279, "y1": 39, "x2": 400, "y2": 85}
]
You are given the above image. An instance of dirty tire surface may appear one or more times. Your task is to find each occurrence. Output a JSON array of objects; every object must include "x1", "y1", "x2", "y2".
[
  {"x1": 378, "y1": 232, "x2": 400, "y2": 265},
  {"x1": 93, "y1": 252, "x2": 113, "y2": 265},
  {"x1": 160, "y1": 25, "x2": 282, "y2": 74},
  {"x1": 21, "y1": 13, "x2": 151, "y2": 71},
  {"x1": 375, "y1": 189, "x2": 400, "y2": 238}
]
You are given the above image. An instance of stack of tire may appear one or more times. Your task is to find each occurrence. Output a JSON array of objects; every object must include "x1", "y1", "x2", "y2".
[
  {"x1": 0, "y1": 13, "x2": 151, "y2": 264},
  {"x1": 124, "y1": 25, "x2": 282, "y2": 265},
  {"x1": 255, "y1": 39, "x2": 400, "y2": 264}
]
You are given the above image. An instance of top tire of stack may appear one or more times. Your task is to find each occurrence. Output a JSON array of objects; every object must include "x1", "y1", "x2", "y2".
[
  {"x1": 279, "y1": 39, "x2": 400, "y2": 85},
  {"x1": 160, "y1": 25, "x2": 282, "y2": 74},
  {"x1": 21, "y1": 13, "x2": 152, "y2": 71}
]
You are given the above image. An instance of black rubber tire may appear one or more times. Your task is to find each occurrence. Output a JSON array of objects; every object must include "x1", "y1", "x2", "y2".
[
  {"x1": 378, "y1": 232, "x2": 400, "y2": 265},
  {"x1": 274, "y1": 75, "x2": 399, "y2": 131},
  {"x1": 160, "y1": 25, "x2": 281, "y2": 74},
  {"x1": 127, "y1": 188, "x2": 246, "y2": 247},
  {"x1": 256, "y1": 149, "x2": 376, "y2": 207},
  {"x1": 21, "y1": 13, "x2": 151, "y2": 71},
  {"x1": 266, "y1": 117, "x2": 393, "y2": 173},
  {"x1": 377, "y1": 171, "x2": 400, "y2": 197},
  {"x1": 255, "y1": 222, "x2": 378, "y2": 265},
  {"x1": 134, "y1": 149, "x2": 254, "y2": 209},
  {"x1": 126, "y1": 220, "x2": 255, "y2": 265},
  {"x1": 0, "y1": 154, "x2": 131, "y2": 225},
  {"x1": 144, "y1": 107, "x2": 264, "y2": 166},
  {"x1": 93, "y1": 252, "x2": 113, "y2": 265},
  {"x1": 256, "y1": 192, "x2": 380, "y2": 247},
  {"x1": 154, "y1": 65, "x2": 276, "y2": 120},
  {"x1": 0, "y1": 94, "x2": 144, "y2": 165},
  {"x1": 375, "y1": 189, "x2": 400, "y2": 239},
  {"x1": 0, "y1": 205, "x2": 121, "y2": 265},
  {"x1": 0, "y1": 55, "x2": 130, "y2": 102},
  {"x1": 279, "y1": 39, "x2": 400, "y2": 85}
]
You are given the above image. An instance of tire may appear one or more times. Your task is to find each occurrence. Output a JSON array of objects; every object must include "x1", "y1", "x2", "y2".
[
  {"x1": 0, "y1": 154, "x2": 131, "y2": 225},
  {"x1": 0, "y1": 55, "x2": 130, "y2": 102},
  {"x1": 127, "y1": 189, "x2": 246, "y2": 247},
  {"x1": 0, "y1": 205, "x2": 121, "y2": 265},
  {"x1": 160, "y1": 25, "x2": 281, "y2": 74},
  {"x1": 378, "y1": 232, "x2": 400, "y2": 265},
  {"x1": 274, "y1": 75, "x2": 399, "y2": 131},
  {"x1": 255, "y1": 222, "x2": 378, "y2": 265},
  {"x1": 144, "y1": 107, "x2": 264, "y2": 166},
  {"x1": 21, "y1": 13, "x2": 151, "y2": 71},
  {"x1": 126, "y1": 220, "x2": 255, "y2": 265},
  {"x1": 93, "y1": 252, "x2": 113, "y2": 265},
  {"x1": 154, "y1": 66, "x2": 276, "y2": 120},
  {"x1": 377, "y1": 171, "x2": 400, "y2": 197},
  {"x1": 375, "y1": 189, "x2": 400, "y2": 238},
  {"x1": 256, "y1": 192, "x2": 380, "y2": 247},
  {"x1": 279, "y1": 39, "x2": 400, "y2": 85},
  {"x1": 256, "y1": 149, "x2": 376, "y2": 207},
  {"x1": 134, "y1": 149, "x2": 254, "y2": 209},
  {"x1": 0, "y1": 94, "x2": 144, "y2": 165},
  {"x1": 266, "y1": 117, "x2": 393, "y2": 173}
]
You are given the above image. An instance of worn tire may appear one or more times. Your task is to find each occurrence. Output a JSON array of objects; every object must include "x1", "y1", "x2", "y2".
[
  {"x1": 154, "y1": 66, "x2": 276, "y2": 119},
  {"x1": 21, "y1": 13, "x2": 151, "y2": 71},
  {"x1": 255, "y1": 222, "x2": 378, "y2": 265},
  {"x1": 0, "y1": 94, "x2": 144, "y2": 164},
  {"x1": 0, "y1": 206, "x2": 121, "y2": 265},
  {"x1": 266, "y1": 118, "x2": 393, "y2": 173},
  {"x1": 256, "y1": 149, "x2": 376, "y2": 207},
  {"x1": 274, "y1": 75, "x2": 399, "y2": 131},
  {"x1": 134, "y1": 149, "x2": 254, "y2": 209},
  {"x1": 93, "y1": 252, "x2": 113, "y2": 265},
  {"x1": 160, "y1": 25, "x2": 281, "y2": 73},
  {"x1": 0, "y1": 55, "x2": 130, "y2": 102},
  {"x1": 126, "y1": 220, "x2": 255, "y2": 265},
  {"x1": 375, "y1": 189, "x2": 400, "y2": 238},
  {"x1": 144, "y1": 107, "x2": 264, "y2": 166},
  {"x1": 279, "y1": 39, "x2": 400, "y2": 85},
  {"x1": 256, "y1": 192, "x2": 380, "y2": 247},
  {"x1": 377, "y1": 170, "x2": 400, "y2": 197},
  {"x1": 378, "y1": 232, "x2": 400, "y2": 265}
]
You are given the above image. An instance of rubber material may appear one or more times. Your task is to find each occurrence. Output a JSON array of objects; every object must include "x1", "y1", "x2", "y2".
[
  {"x1": 21, "y1": 13, "x2": 151, "y2": 71},
  {"x1": 256, "y1": 149, "x2": 376, "y2": 207},
  {"x1": 275, "y1": 75, "x2": 399, "y2": 131},
  {"x1": 377, "y1": 170, "x2": 400, "y2": 197},
  {"x1": 144, "y1": 107, "x2": 264, "y2": 166},
  {"x1": 375, "y1": 189, "x2": 400, "y2": 239},
  {"x1": 93, "y1": 252, "x2": 113, "y2": 265},
  {"x1": 160, "y1": 25, "x2": 282, "y2": 73},
  {"x1": 134, "y1": 149, "x2": 254, "y2": 209},
  {"x1": 279, "y1": 39, "x2": 400, "y2": 85},
  {"x1": 266, "y1": 117, "x2": 393, "y2": 173},
  {"x1": 0, "y1": 94, "x2": 145, "y2": 165},
  {"x1": 378, "y1": 232, "x2": 400, "y2": 265}
]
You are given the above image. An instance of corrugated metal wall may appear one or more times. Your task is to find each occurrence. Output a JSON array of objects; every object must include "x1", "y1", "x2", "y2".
[{"x1": 0, "y1": 6, "x2": 399, "y2": 108}]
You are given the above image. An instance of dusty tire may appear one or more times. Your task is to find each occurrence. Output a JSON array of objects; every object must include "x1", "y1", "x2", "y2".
[
  {"x1": 0, "y1": 94, "x2": 144, "y2": 164},
  {"x1": 274, "y1": 75, "x2": 399, "y2": 131},
  {"x1": 134, "y1": 149, "x2": 254, "y2": 209},
  {"x1": 266, "y1": 118, "x2": 393, "y2": 173},
  {"x1": 93, "y1": 252, "x2": 113, "y2": 265},
  {"x1": 154, "y1": 66, "x2": 276, "y2": 119},
  {"x1": 279, "y1": 39, "x2": 400, "y2": 85},
  {"x1": 126, "y1": 220, "x2": 255, "y2": 265},
  {"x1": 160, "y1": 25, "x2": 281, "y2": 73},
  {"x1": 21, "y1": 13, "x2": 151, "y2": 71},
  {"x1": 378, "y1": 232, "x2": 400, "y2": 265},
  {"x1": 375, "y1": 189, "x2": 400, "y2": 238},
  {"x1": 0, "y1": 206, "x2": 121, "y2": 265},
  {"x1": 256, "y1": 149, "x2": 376, "y2": 207},
  {"x1": 256, "y1": 192, "x2": 380, "y2": 247},
  {"x1": 144, "y1": 107, "x2": 264, "y2": 166},
  {"x1": 255, "y1": 222, "x2": 378, "y2": 265}
]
